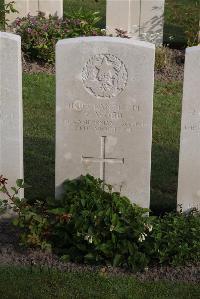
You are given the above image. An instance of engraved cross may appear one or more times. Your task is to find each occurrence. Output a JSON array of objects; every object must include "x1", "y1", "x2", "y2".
[{"x1": 82, "y1": 136, "x2": 124, "y2": 182}]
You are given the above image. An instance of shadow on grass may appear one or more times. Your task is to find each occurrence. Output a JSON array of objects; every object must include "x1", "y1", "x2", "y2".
[
  {"x1": 24, "y1": 136, "x2": 55, "y2": 201},
  {"x1": 150, "y1": 144, "x2": 179, "y2": 215},
  {"x1": 163, "y1": 23, "x2": 187, "y2": 48}
]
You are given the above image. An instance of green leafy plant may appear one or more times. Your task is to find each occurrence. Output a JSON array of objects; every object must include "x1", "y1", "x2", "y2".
[
  {"x1": 0, "y1": 174, "x2": 199, "y2": 270},
  {"x1": 0, "y1": 175, "x2": 25, "y2": 214},
  {"x1": 11, "y1": 10, "x2": 105, "y2": 63},
  {"x1": 144, "y1": 211, "x2": 200, "y2": 266},
  {"x1": 0, "y1": 1, "x2": 18, "y2": 30},
  {"x1": 47, "y1": 175, "x2": 151, "y2": 270},
  {"x1": 0, "y1": 174, "x2": 51, "y2": 250},
  {"x1": 0, "y1": 174, "x2": 151, "y2": 270}
]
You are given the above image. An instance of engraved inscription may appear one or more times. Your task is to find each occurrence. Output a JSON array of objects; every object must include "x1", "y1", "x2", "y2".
[
  {"x1": 184, "y1": 121, "x2": 200, "y2": 132},
  {"x1": 184, "y1": 108, "x2": 200, "y2": 133},
  {"x1": 82, "y1": 54, "x2": 128, "y2": 99},
  {"x1": 64, "y1": 100, "x2": 145, "y2": 133}
]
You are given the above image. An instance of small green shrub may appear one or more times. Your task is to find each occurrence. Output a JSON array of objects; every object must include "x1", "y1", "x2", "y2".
[
  {"x1": 11, "y1": 10, "x2": 104, "y2": 63},
  {"x1": 0, "y1": 174, "x2": 151, "y2": 271},
  {"x1": 47, "y1": 175, "x2": 151, "y2": 270},
  {"x1": 145, "y1": 211, "x2": 200, "y2": 266},
  {"x1": 0, "y1": 174, "x2": 199, "y2": 271}
]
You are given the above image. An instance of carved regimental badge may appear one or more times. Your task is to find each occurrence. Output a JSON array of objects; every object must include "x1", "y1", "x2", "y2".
[{"x1": 82, "y1": 54, "x2": 128, "y2": 99}]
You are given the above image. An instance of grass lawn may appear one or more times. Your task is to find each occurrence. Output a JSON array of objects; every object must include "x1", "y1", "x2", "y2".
[
  {"x1": 23, "y1": 74, "x2": 182, "y2": 214},
  {"x1": 0, "y1": 266, "x2": 199, "y2": 299},
  {"x1": 164, "y1": 0, "x2": 199, "y2": 47}
]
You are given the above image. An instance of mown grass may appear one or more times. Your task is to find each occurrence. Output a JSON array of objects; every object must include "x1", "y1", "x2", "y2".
[
  {"x1": 23, "y1": 74, "x2": 182, "y2": 213},
  {"x1": 0, "y1": 266, "x2": 199, "y2": 299},
  {"x1": 164, "y1": 0, "x2": 199, "y2": 47}
]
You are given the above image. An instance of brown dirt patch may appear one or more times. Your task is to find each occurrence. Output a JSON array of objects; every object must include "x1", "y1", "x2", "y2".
[
  {"x1": 155, "y1": 49, "x2": 185, "y2": 82},
  {"x1": 22, "y1": 54, "x2": 55, "y2": 75}
]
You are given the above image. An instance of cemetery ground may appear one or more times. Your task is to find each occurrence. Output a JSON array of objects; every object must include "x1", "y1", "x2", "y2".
[
  {"x1": 0, "y1": 266, "x2": 200, "y2": 299},
  {"x1": 0, "y1": 1, "x2": 200, "y2": 298},
  {"x1": 0, "y1": 58, "x2": 199, "y2": 297},
  {"x1": 0, "y1": 73, "x2": 198, "y2": 297}
]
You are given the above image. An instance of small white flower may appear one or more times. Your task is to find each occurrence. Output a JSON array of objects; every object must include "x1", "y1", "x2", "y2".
[
  {"x1": 138, "y1": 233, "x2": 146, "y2": 242},
  {"x1": 138, "y1": 235, "x2": 143, "y2": 242},
  {"x1": 88, "y1": 236, "x2": 93, "y2": 244},
  {"x1": 148, "y1": 224, "x2": 153, "y2": 232},
  {"x1": 144, "y1": 223, "x2": 153, "y2": 232},
  {"x1": 84, "y1": 234, "x2": 93, "y2": 244},
  {"x1": 84, "y1": 234, "x2": 89, "y2": 241},
  {"x1": 110, "y1": 225, "x2": 115, "y2": 232}
]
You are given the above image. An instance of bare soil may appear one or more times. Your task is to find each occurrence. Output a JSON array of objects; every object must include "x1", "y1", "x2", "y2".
[
  {"x1": 155, "y1": 49, "x2": 185, "y2": 82},
  {"x1": 22, "y1": 54, "x2": 55, "y2": 75}
]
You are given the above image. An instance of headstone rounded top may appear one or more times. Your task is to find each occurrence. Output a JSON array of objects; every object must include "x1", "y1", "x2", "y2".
[
  {"x1": 0, "y1": 32, "x2": 21, "y2": 41},
  {"x1": 56, "y1": 36, "x2": 155, "y2": 50}
]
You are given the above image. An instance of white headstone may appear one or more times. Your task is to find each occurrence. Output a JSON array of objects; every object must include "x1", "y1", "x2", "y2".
[
  {"x1": 38, "y1": 0, "x2": 63, "y2": 18},
  {"x1": 177, "y1": 46, "x2": 200, "y2": 212},
  {"x1": 0, "y1": 32, "x2": 23, "y2": 209},
  {"x1": 5, "y1": 0, "x2": 63, "y2": 24},
  {"x1": 56, "y1": 37, "x2": 155, "y2": 208},
  {"x1": 106, "y1": 0, "x2": 165, "y2": 45}
]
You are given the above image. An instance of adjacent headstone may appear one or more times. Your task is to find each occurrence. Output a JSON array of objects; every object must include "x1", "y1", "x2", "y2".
[
  {"x1": 0, "y1": 32, "x2": 23, "y2": 212},
  {"x1": 177, "y1": 46, "x2": 200, "y2": 212},
  {"x1": 106, "y1": 0, "x2": 165, "y2": 45},
  {"x1": 39, "y1": 0, "x2": 63, "y2": 18},
  {"x1": 5, "y1": 0, "x2": 63, "y2": 24},
  {"x1": 56, "y1": 37, "x2": 155, "y2": 208}
]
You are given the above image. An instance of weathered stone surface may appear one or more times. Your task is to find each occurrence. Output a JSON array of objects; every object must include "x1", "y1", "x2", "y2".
[
  {"x1": 38, "y1": 0, "x2": 63, "y2": 18},
  {"x1": 0, "y1": 32, "x2": 23, "y2": 211},
  {"x1": 56, "y1": 37, "x2": 155, "y2": 208},
  {"x1": 106, "y1": 0, "x2": 165, "y2": 45},
  {"x1": 5, "y1": 0, "x2": 63, "y2": 24},
  {"x1": 177, "y1": 46, "x2": 200, "y2": 212}
]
